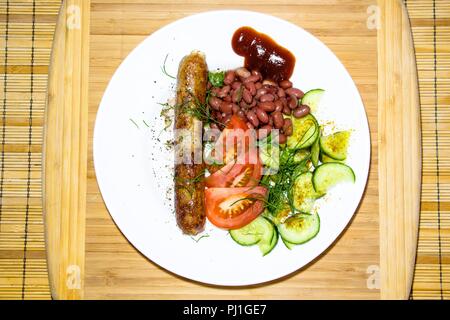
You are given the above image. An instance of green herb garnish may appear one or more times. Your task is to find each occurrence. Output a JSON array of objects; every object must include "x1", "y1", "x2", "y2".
[
  {"x1": 161, "y1": 54, "x2": 176, "y2": 79},
  {"x1": 129, "y1": 118, "x2": 139, "y2": 129},
  {"x1": 208, "y1": 71, "x2": 225, "y2": 87}
]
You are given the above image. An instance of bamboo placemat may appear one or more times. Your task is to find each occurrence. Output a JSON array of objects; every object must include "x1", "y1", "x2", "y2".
[{"x1": 0, "y1": 0, "x2": 448, "y2": 300}]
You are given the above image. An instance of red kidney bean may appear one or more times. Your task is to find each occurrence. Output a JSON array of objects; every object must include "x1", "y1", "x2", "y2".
[
  {"x1": 246, "y1": 122, "x2": 255, "y2": 130},
  {"x1": 255, "y1": 108, "x2": 269, "y2": 124},
  {"x1": 236, "y1": 110, "x2": 246, "y2": 120},
  {"x1": 224, "y1": 70, "x2": 236, "y2": 85},
  {"x1": 268, "y1": 116, "x2": 274, "y2": 127},
  {"x1": 272, "y1": 111, "x2": 284, "y2": 129},
  {"x1": 258, "y1": 101, "x2": 276, "y2": 112},
  {"x1": 232, "y1": 82, "x2": 242, "y2": 90},
  {"x1": 232, "y1": 88, "x2": 243, "y2": 103},
  {"x1": 246, "y1": 110, "x2": 259, "y2": 127},
  {"x1": 277, "y1": 87, "x2": 286, "y2": 98},
  {"x1": 255, "y1": 82, "x2": 262, "y2": 90},
  {"x1": 283, "y1": 106, "x2": 292, "y2": 115},
  {"x1": 220, "y1": 102, "x2": 233, "y2": 114},
  {"x1": 278, "y1": 133, "x2": 287, "y2": 144},
  {"x1": 223, "y1": 95, "x2": 232, "y2": 102},
  {"x1": 255, "y1": 88, "x2": 268, "y2": 99},
  {"x1": 243, "y1": 75, "x2": 260, "y2": 84},
  {"x1": 211, "y1": 87, "x2": 221, "y2": 96},
  {"x1": 244, "y1": 81, "x2": 256, "y2": 96},
  {"x1": 240, "y1": 100, "x2": 248, "y2": 109},
  {"x1": 209, "y1": 96, "x2": 222, "y2": 111},
  {"x1": 282, "y1": 118, "x2": 293, "y2": 136},
  {"x1": 207, "y1": 82, "x2": 213, "y2": 90},
  {"x1": 243, "y1": 88, "x2": 253, "y2": 104},
  {"x1": 293, "y1": 105, "x2": 311, "y2": 118},
  {"x1": 260, "y1": 94, "x2": 275, "y2": 103},
  {"x1": 280, "y1": 97, "x2": 288, "y2": 108},
  {"x1": 263, "y1": 85, "x2": 277, "y2": 94},
  {"x1": 222, "y1": 114, "x2": 232, "y2": 124},
  {"x1": 236, "y1": 67, "x2": 251, "y2": 78},
  {"x1": 279, "y1": 80, "x2": 293, "y2": 89},
  {"x1": 214, "y1": 111, "x2": 223, "y2": 122},
  {"x1": 285, "y1": 88, "x2": 304, "y2": 99},
  {"x1": 288, "y1": 94, "x2": 298, "y2": 109},
  {"x1": 231, "y1": 104, "x2": 240, "y2": 114},
  {"x1": 251, "y1": 70, "x2": 262, "y2": 80},
  {"x1": 274, "y1": 99, "x2": 284, "y2": 112},
  {"x1": 217, "y1": 85, "x2": 231, "y2": 98},
  {"x1": 250, "y1": 100, "x2": 257, "y2": 108}
]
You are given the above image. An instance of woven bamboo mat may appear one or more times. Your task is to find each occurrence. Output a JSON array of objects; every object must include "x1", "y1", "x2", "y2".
[{"x1": 0, "y1": 0, "x2": 448, "y2": 300}]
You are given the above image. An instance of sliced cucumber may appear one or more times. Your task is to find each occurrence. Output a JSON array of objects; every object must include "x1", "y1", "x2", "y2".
[
  {"x1": 320, "y1": 153, "x2": 344, "y2": 164},
  {"x1": 311, "y1": 136, "x2": 320, "y2": 168},
  {"x1": 301, "y1": 89, "x2": 325, "y2": 113},
  {"x1": 313, "y1": 163, "x2": 356, "y2": 194},
  {"x1": 259, "y1": 141, "x2": 280, "y2": 170},
  {"x1": 293, "y1": 149, "x2": 311, "y2": 163},
  {"x1": 292, "y1": 172, "x2": 322, "y2": 213},
  {"x1": 319, "y1": 131, "x2": 350, "y2": 161},
  {"x1": 287, "y1": 114, "x2": 319, "y2": 150},
  {"x1": 282, "y1": 238, "x2": 296, "y2": 250},
  {"x1": 259, "y1": 227, "x2": 278, "y2": 256},
  {"x1": 230, "y1": 216, "x2": 274, "y2": 246},
  {"x1": 278, "y1": 213, "x2": 320, "y2": 245}
]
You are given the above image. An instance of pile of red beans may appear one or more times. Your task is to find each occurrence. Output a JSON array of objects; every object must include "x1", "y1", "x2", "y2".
[{"x1": 207, "y1": 67, "x2": 311, "y2": 144}]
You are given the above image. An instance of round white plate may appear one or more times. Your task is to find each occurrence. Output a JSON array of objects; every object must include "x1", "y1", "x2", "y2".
[{"x1": 94, "y1": 10, "x2": 371, "y2": 286}]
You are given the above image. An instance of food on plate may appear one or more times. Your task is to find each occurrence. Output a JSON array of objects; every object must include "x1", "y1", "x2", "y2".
[
  {"x1": 171, "y1": 27, "x2": 356, "y2": 253},
  {"x1": 174, "y1": 51, "x2": 208, "y2": 235}
]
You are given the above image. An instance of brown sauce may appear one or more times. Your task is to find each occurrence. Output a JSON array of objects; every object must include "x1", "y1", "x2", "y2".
[{"x1": 232, "y1": 26, "x2": 296, "y2": 82}]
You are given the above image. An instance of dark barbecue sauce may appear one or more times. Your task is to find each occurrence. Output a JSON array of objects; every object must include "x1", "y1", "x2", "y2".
[{"x1": 232, "y1": 26, "x2": 296, "y2": 82}]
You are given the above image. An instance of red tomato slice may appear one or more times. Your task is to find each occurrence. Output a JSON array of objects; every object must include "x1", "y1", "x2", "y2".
[
  {"x1": 205, "y1": 186, "x2": 268, "y2": 230},
  {"x1": 209, "y1": 115, "x2": 256, "y2": 165},
  {"x1": 205, "y1": 148, "x2": 262, "y2": 188}
]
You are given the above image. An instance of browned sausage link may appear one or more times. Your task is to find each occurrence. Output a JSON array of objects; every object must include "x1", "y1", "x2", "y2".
[{"x1": 174, "y1": 52, "x2": 207, "y2": 235}]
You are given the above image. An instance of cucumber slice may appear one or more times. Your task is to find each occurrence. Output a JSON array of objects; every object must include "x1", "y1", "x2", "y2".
[
  {"x1": 287, "y1": 114, "x2": 319, "y2": 150},
  {"x1": 259, "y1": 226, "x2": 278, "y2": 256},
  {"x1": 319, "y1": 131, "x2": 350, "y2": 161},
  {"x1": 292, "y1": 172, "x2": 322, "y2": 213},
  {"x1": 293, "y1": 149, "x2": 310, "y2": 163},
  {"x1": 320, "y1": 153, "x2": 344, "y2": 164},
  {"x1": 230, "y1": 216, "x2": 274, "y2": 246},
  {"x1": 313, "y1": 163, "x2": 356, "y2": 194},
  {"x1": 311, "y1": 136, "x2": 320, "y2": 168},
  {"x1": 278, "y1": 213, "x2": 320, "y2": 245},
  {"x1": 282, "y1": 238, "x2": 296, "y2": 250},
  {"x1": 301, "y1": 89, "x2": 325, "y2": 113}
]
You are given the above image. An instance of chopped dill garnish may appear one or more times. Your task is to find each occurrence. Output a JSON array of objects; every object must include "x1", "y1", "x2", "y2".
[
  {"x1": 161, "y1": 54, "x2": 176, "y2": 79},
  {"x1": 190, "y1": 234, "x2": 210, "y2": 242},
  {"x1": 129, "y1": 118, "x2": 139, "y2": 129},
  {"x1": 142, "y1": 120, "x2": 150, "y2": 127}
]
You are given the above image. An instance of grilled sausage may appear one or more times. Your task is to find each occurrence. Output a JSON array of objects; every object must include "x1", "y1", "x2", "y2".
[{"x1": 174, "y1": 51, "x2": 208, "y2": 235}]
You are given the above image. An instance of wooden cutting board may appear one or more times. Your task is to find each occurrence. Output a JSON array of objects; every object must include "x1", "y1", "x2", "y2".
[{"x1": 44, "y1": 0, "x2": 421, "y2": 299}]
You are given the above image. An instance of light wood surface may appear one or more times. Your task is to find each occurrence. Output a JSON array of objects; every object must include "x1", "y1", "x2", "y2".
[
  {"x1": 85, "y1": 0, "x2": 380, "y2": 299},
  {"x1": 377, "y1": 0, "x2": 422, "y2": 299},
  {"x1": 43, "y1": 0, "x2": 89, "y2": 300},
  {"x1": 1, "y1": 0, "x2": 447, "y2": 301}
]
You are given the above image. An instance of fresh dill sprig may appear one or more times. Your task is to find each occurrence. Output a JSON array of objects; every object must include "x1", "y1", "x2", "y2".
[
  {"x1": 129, "y1": 118, "x2": 139, "y2": 129},
  {"x1": 161, "y1": 54, "x2": 176, "y2": 79},
  {"x1": 190, "y1": 234, "x2": 210, "y2": 242}
]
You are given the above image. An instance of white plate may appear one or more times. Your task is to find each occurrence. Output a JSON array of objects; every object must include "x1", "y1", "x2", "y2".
[{"x1": 94, "y1": 10, "x2": 371, "y2": 286}]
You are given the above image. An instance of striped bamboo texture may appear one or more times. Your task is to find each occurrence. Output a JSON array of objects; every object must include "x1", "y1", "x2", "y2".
[
  {"x1": 407, "y1": 0, "x2": 450, "y2": 299},
  {"x1": 0, "y1": 0, "x2": 61, "y2": 299},
  {"x1": 0, "y1": 0, "x2": 448, "y2": 300}
]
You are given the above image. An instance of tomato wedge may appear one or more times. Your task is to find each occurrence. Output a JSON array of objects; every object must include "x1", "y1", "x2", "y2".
[
  {"x1": 209, "y1": 115, "x2": 255, "y2": 165},
  {"x1": 205, "y1": 186, "x2": 268, "y2": 230},
  {"x1": 205, "y1": 148, "x2": 262, "y2": 188}
]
